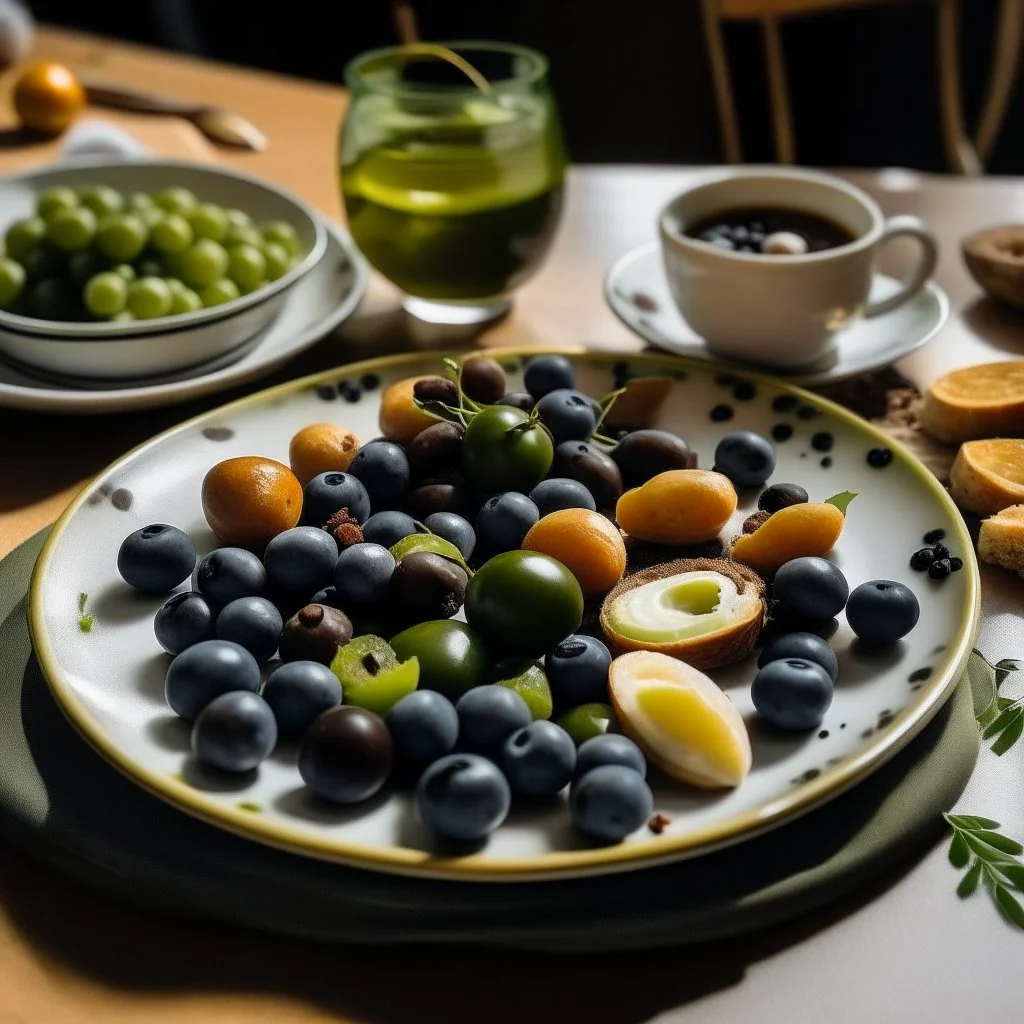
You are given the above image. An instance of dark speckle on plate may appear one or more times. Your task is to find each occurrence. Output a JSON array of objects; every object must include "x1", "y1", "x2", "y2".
[
  {"x1": 820, "y1": 456, "x2": 833, "y2": 468},
  {"x1": 772, "y1": 423, "x2": 793, "y2": 442},
  {"x1": 202, "y1": 426, "x2": 234, "y2": 442},
  {"x1": 710, "y1": 404, "x2": 734, "y2": 422},
  {"x1": 908, "y1": 667, "x2": 932, "y2": 683},
  {"x1": 772, "y1": 395, "x2": 798, "y2": 413},
  {"x1": 110, "y1": 488, "x2": 133, "y2": 511},
  {"x1": 867, "y1": 447, "x2": 894, "y2": 468},
  {"x1": 316, "y1": 384, "x2": 337, "y2": 401},
  {"x1": 715, "y1": 372, "x2": 739, "y2": 387},
  {"x1": 99, "y1": 482, "x2": 113, "y2": 496},
  {"x1": 797, "y1": 404, "x2": 821, "y2": 420},
  {"x1": 811, "y1": 431, "x2": 834, "y2": 452},
  {"x1": 732, "y1": 381, "x2": 756, "y2": 401},
  {"x1": 359, "y1": 373, "x2": 381, "y2": 390},
  {"x1": 632, "y1": 292, "x2": 658, "y2": 312}
]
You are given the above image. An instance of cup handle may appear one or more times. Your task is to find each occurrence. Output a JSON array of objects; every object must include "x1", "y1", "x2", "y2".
[{"x1": 863, "y1": 215, "x2": 939, "y2": 318}]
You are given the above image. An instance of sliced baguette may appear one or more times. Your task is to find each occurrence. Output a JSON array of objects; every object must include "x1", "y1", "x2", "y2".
[
  {"x1": 979, "y1": 504, "x2": 1024, "y2": 579},
  {"x1": 949, "y1": 438, "x2": 1024, "y2": 516},
  {"x1": 919, "y1": 361, "x2": 1024, "y2": 445}
]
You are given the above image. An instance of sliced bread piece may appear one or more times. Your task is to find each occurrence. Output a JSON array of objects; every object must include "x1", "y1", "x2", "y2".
[
  {"x1": 949, "y1": 438, "x2": 1024, "y2": 515},
  {"x1": 919, "y1": 361, "x2": 1024, "y2": 445},
  {"x1": 979, "y1": 504, "x2": 1024, "y2": 579}
]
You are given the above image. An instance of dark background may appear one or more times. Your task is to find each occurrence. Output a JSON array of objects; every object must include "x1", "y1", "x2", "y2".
[{"x1": 24, "y1": 0, "x2": 1024, "y2": 172}]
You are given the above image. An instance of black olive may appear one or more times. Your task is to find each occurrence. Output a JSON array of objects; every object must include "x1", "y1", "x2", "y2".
[
  {"x1": 610, "y1": 429, "x2": 693, "y2": 488},
  {"x1": 552, "y1": 441, "x2": 623, "y2": 510},
  {"x1": 390, "y1": 551, "x2": 468, "y2": 622},
  {"x1": 406, "y1": 421, "x2": 465, "y2": 476},
  {"x1": 278, "y1": 604, "x2": 353, "y2": 665},
  {"x1": 757, "y1": 482, "x2": 809, "y2": 514},
  {"x1": 460, "y1": 356, "x2": 507, "y2": 404}
]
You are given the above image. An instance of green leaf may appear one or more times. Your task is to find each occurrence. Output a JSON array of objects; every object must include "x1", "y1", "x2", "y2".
[
  {"x1": 996, "y1": 658, "x2": 1021, "y2": 672},
  {"x1": 974, "y1": 831, "x2": 1024, "y2": 855},
  {"x1": 77, "y1": 592, "x2": 87, "y2": 614},
  {"x1": 981, "y1": 704, "x2": 1023, "y2": 740},
  {"x1": 977, "y1": 696, "x2": 1001, "y2": 728},
  {"x1": 992, "y1": 863, "x2": 1024, "y2": 891},
  {"x1": 992, "y1": 714, "x2": 1024, "y2": 756},
  {"x1": 949, "y1": 831, "x2": 970, "y2": 868},
  {"x1": 825, "y1": 491, "x2": 858, "y2": 514},
  {"x1": 948, "y1": 815, "x2": 1001, "y2": 830},
  {"x1": 78, "y1": 614, "x2": 93, "y2": 633},
  {"x1": 998, "y1": 696, "x2": 1017, "y2": 710},
  {"x1": 957, "y1": 861, "x2": 982, "y2": 898},
  {"x1": 993, "y1": 885, "x2": 1024, "y2": 929}
]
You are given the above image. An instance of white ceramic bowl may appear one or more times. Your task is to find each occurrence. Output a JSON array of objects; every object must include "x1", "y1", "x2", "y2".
[{"x1": 0, "y1": 159, "x2": 328, "y2": 381}]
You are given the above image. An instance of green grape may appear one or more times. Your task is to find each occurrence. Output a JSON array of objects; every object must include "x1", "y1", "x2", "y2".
[
  {"x1": 5, "y1": 217, "x2": 47, "y2": 261},
  {"x1": 83, "y1": 271, "x2": 128, "y2": 318},
  {"x1": 112, "y1": 263, "x2": 136, "y2": 282},
  {"x1": 29, "y1": 278, "x2": 75, "y2": 320},
  {"x1": 186, "y1": 202, "x2": 228, "y2": 242},
  {"x1": 21, "y1": 245, "x2": 64, "y2": 280},
  {"x1": 165, "y1": 277, "x2": 188, "y2": 297},
  {"x1": 0, "y1": 258, "x2": 26, "y2": 308},
  {"x1": 46, "y1": 207, "x2": 97, "y2": 252},
  {"x1": 226, "y1": 243, "x2": 265, "y2": 292},
  {"x1": 37, "y1": 187, "x2": 78, "y2": 220},
  {"x1": 179, "y1": 239, "x2": 228, "y2": 288},
  {"x1": 137, "y1": 258, "x2": 163, "y2": 278},
  {"x1": 224, "y1": 224, "x2": 263, "y2": 249},
  {"x1": 112, "y1": 309, "x2": 135, "y2": 322},
  {"x1": 128, "y1": 192, "x2": 154, "y2": 213},
  {"x1": 67, "y1": 250, "x2": 106, "y2": 285},
  {"x1": 199, "y1": 278, "x2": 240, "y2": 307},
  {"x1": 77, "y1": 185, "x2": 124, "y2": 219},
  {"x1": 261, "y1": 241, "x2": 290, "y2": 281},
  {"x1": 260, "y1": 220, "x2": 301, "y2": 257},
  {"x1": 170, "y1": 285, "x2": 203, "y2": 314},
  {"x1": 154, "y1": 187, "x2": 197, "y2": 215},
  {"x1": 141, "y1": 207, "x2": 165, "y2": 229},
  {"x1": 126, "y1": 277, "x2": 173, "y2": 319},
  {"x1": 225, "y1": 208, "x2": 252, "y2": 230},
  {"x1": 95, "y1": 214, "x2": 148, "y2": 263},
  {"x1": 149, "y1": 213, "x2": 193, "y2": 255}
]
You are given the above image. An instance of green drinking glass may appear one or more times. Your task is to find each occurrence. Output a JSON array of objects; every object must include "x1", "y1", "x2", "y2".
[{"x1": 341, "y1": 42, "x2": 567, "y2": 325}]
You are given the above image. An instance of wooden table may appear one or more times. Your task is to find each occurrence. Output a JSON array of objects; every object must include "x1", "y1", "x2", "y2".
[{"x1": 0, "y1": 26, "x2": 1022, "y2": 1024}]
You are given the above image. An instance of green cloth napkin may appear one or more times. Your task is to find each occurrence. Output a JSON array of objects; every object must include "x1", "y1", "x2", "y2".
[{"x1": 0, "y1": 530, "x2": 981, "y2": 951}]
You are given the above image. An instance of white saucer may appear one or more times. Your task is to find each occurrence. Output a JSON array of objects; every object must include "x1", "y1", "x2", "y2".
[
  {"x1": 605, "y1": 241, "x2": 949, "y2": 387},
  {"x1": 0, "y1": 219, "x2": 368, "y2": 413}
]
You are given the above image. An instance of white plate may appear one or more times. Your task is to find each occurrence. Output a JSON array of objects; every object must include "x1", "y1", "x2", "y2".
[
  {"x1": 0, "y1": 219, "x2": 367, "y2": 413},
  {"x1": 605, "y1": 241, "x2": 949, "y2": 387},
  {"x1": 29, "y1": 351, "x2": 979, "y2": 881}
]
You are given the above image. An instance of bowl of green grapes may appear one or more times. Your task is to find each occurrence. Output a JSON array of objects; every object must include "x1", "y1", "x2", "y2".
[{"x1": 0, "y1": 159, "x2": 327, "y2": 382}]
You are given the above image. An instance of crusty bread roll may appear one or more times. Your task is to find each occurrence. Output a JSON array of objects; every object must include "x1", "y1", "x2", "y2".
[{"x1": 979, "y1": 504, "x2": 1024, "y2": 579}]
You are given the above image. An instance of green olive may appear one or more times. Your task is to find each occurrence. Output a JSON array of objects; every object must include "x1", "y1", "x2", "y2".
[
  {"x1": 556, "y1": 702, "x2": 614, "y2": 745},
  {"x1": 389, "y1": 620, "x2": 491, "y2": 700},
  {"x1": 465, "y1": 550, "x2": 583, "y2": 658},
  {"x1": 461, "y1": 406, "x2": 553, "y2": 495},
  {"x1": 493, "y1": 660, "x2": 553, "y2": 720}
]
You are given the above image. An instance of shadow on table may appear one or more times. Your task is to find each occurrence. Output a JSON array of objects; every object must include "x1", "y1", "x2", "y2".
[{"x1": 961, "y1": 296, "x2": 1024, "y2": 355}]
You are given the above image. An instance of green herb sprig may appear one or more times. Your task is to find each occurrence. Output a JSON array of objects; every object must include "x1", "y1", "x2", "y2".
[
  {"x1": 77, "y1": 592, "x2": 93, "y2": 633},
  {"x1": 945, "y1": 815, "x2": 1024, "y2": 928},
  {"x1": 974, "y1": 651, "x2": 1023, "y2": 756}
]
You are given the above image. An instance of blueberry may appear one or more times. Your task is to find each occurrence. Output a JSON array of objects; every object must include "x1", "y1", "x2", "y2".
[
  {"x1": 456, "y1": 685, "x2": 532, "y2": 756},
  {"x1": 773, "y1": 557, "x2": 849, "y2": 620},
  {"x1": 262, "y1": 660, "x2": 342, "y2": 738},
  {"x1": 751, "y1": 658, "x2": 834, "y2": 730},
  {"x1": 499, "y1": 391, "x2": 535, "y2": 413},
  {"x1": 164, "y1": 639, "x2": 261, "y2": 720},
  {"x1": 757, "y1": 631, "x2": 839, "y2": 682},
  {"x1": 349, "y1": 440, "x2": 410, "y2": 506},
  {"x1": 154, "y1": 592, "x2": 214, "y2": 655},
  {"x1": 424, "y1": 511, "x2": 476, "y2": 560},
  {"x1": 910, "y1": 547, "x2": 937, "y2": 571},
  {"x1": 757, "y1": 482, "x2": 808, "y2": 514},
  {"x1": 610, "y1": 430, "x2": 694, "y2": 489},
  {"x1": 191, "y1": 691, "x2": 277, "y2": 772},
  {"x1": 846, "y1": 580, "x2": 920, "y2": 643},
  {"x1": 195, "y1": 547, "x2": 266, "y2": 607},
  {"x1": 117, "y1": 524, "x2": 195, "y2": 593},
  {"x1": 333, "y1": 543, "x2": 395, "y2": 604},
  {"x1": 575, "y1": 734, "x2": 646, "y2": 779},
  {"x1": 927, "y1": 558, "x2": 952, "y2": 580},
  {"x1": 362, "y1": 510, "x2": 418, "y2": 548},
  {"x1": 535, "y1": 389, "x2": 597, "y2": 444},
  {"x1": 385, "y1": 690, "x2": 459, "y2": 768},
  {"x1": 302, "y1": 471, "x2": 371, "y2": 526},
  {"x1": 215, "y1": 596, "x2": 283, "y2": 662},
  {"x1": 524, "y1": 354, "x2": 575, "y2": 400},
  {"x1": 569, "y1": 764, "x2": 653, "y2": 842},
  {"x1": 263, "y1": 526, "x2": 338, "y2": 594},
  {"x1": 298, "y1": 705, "x2": 393, "y2": 804},
  {"x1": 416, "y1": 753, "x2": 511, "y2": 842},
  {"x1": 545, "y1": 634, "x2": 611, "y2": 708},
  {"x1": 475, "y1": 492, "x2": 539, "y2": 554},
  {"x1": 309, "y1": 585, "x2": 344, "y2": 609},
  {"x1": 501, "y1": 721, "x2": 577, "y2": 797},
  {"x1": 713, "y1": 431, "x2": 776, "y2": 488},
  {"x1": 529, "y1": 478, "x2": 597, "y2": 517}
]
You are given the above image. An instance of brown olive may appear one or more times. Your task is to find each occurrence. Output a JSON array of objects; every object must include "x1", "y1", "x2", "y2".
[
  {"x1": 298, "y1": 706, "x2": 393, "y2": 804},
  {"x1": 406, "y1": 420, "x2": 465, "y2": 476},
  {"x1": 413, "y1": 376, "x2": 458, "y2": 406},
  {"x1": 552, "y1": 440, "x2": 623, "y2": 510},
  {"x1": 390, "y1": 551, "x2": 469, "y2": 621},
  {"x1": 499, "y1": 391, "x2": 535, "y2": 412},
  {"x1": 757, "y1": 482, "x2": 809, "y2": 514},
  {"x1": 461, "y1": 355, "x2": 507, "y2": 404},
  {"x1": 406, "y1": 481, "x2": 469, "y2": 518},
  {"x1": 278, "y1": 603, "x2": 353, "y2": 664},
  {"x1": 610, "y1": 429, "x2": 694, "y2": 488}
]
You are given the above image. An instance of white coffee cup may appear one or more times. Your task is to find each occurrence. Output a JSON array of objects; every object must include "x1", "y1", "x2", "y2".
[{"x1": 658, "y1": 167, "x2": 939, "y2": 368}]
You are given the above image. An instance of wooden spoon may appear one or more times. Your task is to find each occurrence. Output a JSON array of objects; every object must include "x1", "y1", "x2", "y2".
[{"x1": 79, "y1": 76, "x2": 267, "y2": 152}]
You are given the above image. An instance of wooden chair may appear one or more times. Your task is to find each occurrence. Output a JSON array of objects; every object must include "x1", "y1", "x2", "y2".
[{"x1": 700, "y1": 0, "x2": 1024, "y2": 174}]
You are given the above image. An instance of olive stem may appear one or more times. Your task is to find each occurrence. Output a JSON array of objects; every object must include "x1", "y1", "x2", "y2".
[{"x1": 592, "y1": 385, "x2": 627, "y2": 436}]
